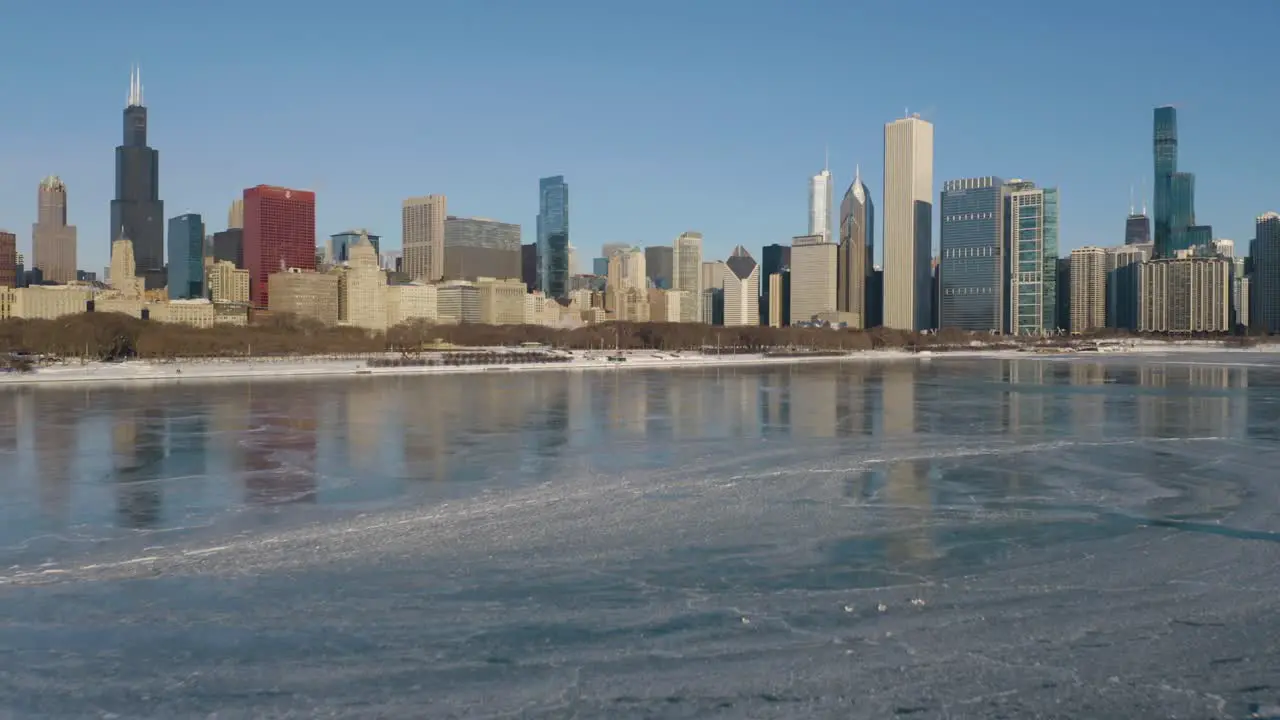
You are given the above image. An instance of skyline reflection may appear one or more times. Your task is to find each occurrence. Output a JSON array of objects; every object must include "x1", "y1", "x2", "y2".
[{"x1": 0, "y1": 356, "x2": 1259, "y2": 552}]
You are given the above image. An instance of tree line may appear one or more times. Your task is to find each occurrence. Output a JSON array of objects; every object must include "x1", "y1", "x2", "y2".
[{"x1": 0, "y1": 312, "x2": 1261, "y2": 366}]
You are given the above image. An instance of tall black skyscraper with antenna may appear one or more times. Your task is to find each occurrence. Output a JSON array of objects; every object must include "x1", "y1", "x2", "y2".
[{"x1": 110, "y1": 66, "x2": 165, "y2": 289}]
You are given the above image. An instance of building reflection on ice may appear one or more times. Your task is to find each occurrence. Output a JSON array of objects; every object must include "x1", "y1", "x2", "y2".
[
  {"x1": 111, "y1": 405, "x2": 167, "y2": 529},
  {"x1": 242, "y1": 390, "x2": 318, "y2": 505},
  {"x1": 0, "y1": 354, "x2": 1267, "y2": 549}
]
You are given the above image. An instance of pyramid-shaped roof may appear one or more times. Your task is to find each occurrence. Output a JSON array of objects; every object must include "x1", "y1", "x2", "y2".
[{"x1": 725, "y1": 245, "x2": 757, "y2": 281}]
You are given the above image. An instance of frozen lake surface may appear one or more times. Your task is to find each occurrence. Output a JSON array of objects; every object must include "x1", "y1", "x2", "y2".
[{"x1": 2, "y1": 353, "x2": 1279, "y2": 718}]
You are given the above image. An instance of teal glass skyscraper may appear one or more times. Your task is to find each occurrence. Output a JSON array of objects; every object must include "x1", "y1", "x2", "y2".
[
  {"x1": 1153, "y1": 106, "x2": 1177, "y2": 256},
  {"x1": 537, "y1": 176, "x2": 569, "y2": 298},
  {"x1": 166, "y1": 213, "x2": 204, "y2": 299},
  {"x1": 1007, "y1": 180, "x2": 1058, "y2": 335}
]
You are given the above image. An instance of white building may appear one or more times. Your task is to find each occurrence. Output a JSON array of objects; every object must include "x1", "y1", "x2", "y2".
[
  {"x1": 341, "y1": 235, "x2": 387, "y2": 331},
  {"x1": 809, "y1": 165, "x2": 833, "y2": 244},
  {"x1": 672, "y1": 231, "x2": 703, "y2": 322},
  {"x1": 722, "y1": 246, "x2": 760, "y2": 327},
  {"x1": 386, "y1": 283, "x2": 438, "y2": 326},
  {"x1": 882, "y1": 114, "x2": 934, "y2": 331}
]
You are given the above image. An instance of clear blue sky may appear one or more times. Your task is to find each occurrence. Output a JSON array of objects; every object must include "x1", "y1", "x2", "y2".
[{"x1": 2, "y1": 0, "x2": 1277, "y2": 274}]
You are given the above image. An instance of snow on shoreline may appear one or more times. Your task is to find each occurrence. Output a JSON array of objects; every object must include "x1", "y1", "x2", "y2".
[{"x1": 1, "y1": 341, "x2": 1277, "y2": 388}]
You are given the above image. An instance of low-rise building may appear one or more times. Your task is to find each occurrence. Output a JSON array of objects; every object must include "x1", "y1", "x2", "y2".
[
  {"x1": 437, "y1": 280, "x2": 480, "y2": 324},
  {"x1": 476, "y1": 276, "x2": 527, "y2": 325},
  {"x1": 268, "y1": 269, "x2": 340, "y2": 326},
  {"x1": 386, "y1": 283, "x2": 438, "y2": 327},
  {"x1": 149, "y1": 299, "x2": 216, "y2": 328}
]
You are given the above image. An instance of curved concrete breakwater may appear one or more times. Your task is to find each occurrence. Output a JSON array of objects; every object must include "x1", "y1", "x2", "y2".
[{"x1": 1, "y1": 353, "x2": 1279, "y2": 718}]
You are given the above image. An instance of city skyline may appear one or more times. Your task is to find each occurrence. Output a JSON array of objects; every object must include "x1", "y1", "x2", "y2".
[{"x1": 1, "y1": 3, "x2": 1275, "y2": 274}]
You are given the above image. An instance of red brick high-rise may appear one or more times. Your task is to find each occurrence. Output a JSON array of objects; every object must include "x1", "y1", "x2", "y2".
[
  {"x1": 0, "y1": 231, "x2": 17, "y2": 288},
  {"x1": 243, "y1": 185, "x2": 316, "y2": 308}
]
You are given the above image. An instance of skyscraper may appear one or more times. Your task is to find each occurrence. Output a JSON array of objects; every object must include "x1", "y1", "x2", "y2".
[
  {"x1": 537, "y1": 176, "x2": 570, "y2": 298},
  {"x1": 167, "y1": 213, "x2": 205, "y2": 299},
  {"x1": 110, "y1": 66, "x2": 165, "y2": 289},
  {"x1": 521, "y1": 243, "x2": 537, "y2": 291},
  {"x1": 1125, "y1": 195, "x2": 1151, "y2": 246},
  {"x1": 838, "y1": 166, "x2": 875, "y2": 328},
  {"x1": 883, "y1": 115, "x2": 934, "y2": 331},
  {"x1": 0, "y1": 232, "x2": 15, "y2": 288},
  {"x1": 1069, "y1": 246, "x2": 1107, "y2": 334},
  {"x1": 1007, "y1": 180, "x2": 1059, "y2": 335},
  {"x1": 1152, "y1": 106, "x2": 1177, "y2": 255},
  {"x1": 32, "y1": 176, "x2": 77, "y2": 284},
  {"x1": 938, "y1": 176, "x2": 1006, "y2": 332},
  {"x1": 809, "y1": 164, "x2": 833, "y2": 243},
  {"x1": 790, "y1": 234, "x2": 837, "y2": 324},
  {"x1": 1252, "y1": 212, "x2": 1280, "y2": 333},
  {"x1": 645, "y1": 245, "x2": 674, "y2": 289},
  {"x1": 402, "y1": 195, "x2": 446, "y2": 282},
  {"x1": 212, "y1": 229, "x2": 243, "y2": 268},
  {"x1": 1106, "y1": 243, "x2": 1151, "y2": 330},
  {"x1": 443, "y1": 217, "x2": 520, "y2": 280},
  {"x1": 228, "y1": 199, "x2": 244, "y2": 229},
  {"x1": 722, "y1": 246, "x2": 760, "y2": 327},
  {"x1": 672, "y1": 231, "x2": 703, "y2": 322},
  {"x1": 760, "y1": 243, "x2": 791, "y2": 326},
  {"x1": 243, "y1": 185, "x2": 316, "y2": 308}
]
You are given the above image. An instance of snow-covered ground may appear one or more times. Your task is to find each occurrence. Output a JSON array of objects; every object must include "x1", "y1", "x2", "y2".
[{"x1": 2, "y1": 341, "x2": 1277, "y2": 387}]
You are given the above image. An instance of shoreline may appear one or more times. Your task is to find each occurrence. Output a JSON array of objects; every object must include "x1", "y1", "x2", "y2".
[{"x1": 1, "y1": 342, "x2": 1278, "y2": 388}]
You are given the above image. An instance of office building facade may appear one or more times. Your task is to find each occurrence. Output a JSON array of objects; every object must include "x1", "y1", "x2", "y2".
[
  {"x1": 1126, "y1": 210, "x2": 1151, "y2": 246},
  {"x1": 1069, "y1": 246, "x2": 1107, "y2": 334},
  {"x1": 722, "y1": 246, "x2": 760, "y2": 327},
  {"x1": 402, "y1": 195, "x2": 446, "y2": 282},
  {"x1": 1253, "y1": 212, "x2": 1280, "y2": 333},
  {"x1": 329, "y1": 230, "x2": 381, "y2": 264},
  {"x1": 672, "y1": 231, "x2": 703, "y2": 322},
  {"x1": 760, "y1": 243, "x2": 791, "y2": 327},
  {"x1": 1106, "y1": 243, "x2": 1152, "y2": 330},
  {"x1": 0, "y1": 232, "x2": 15, "y2": 288},
  {"x1": 111, "y1": 67, "x2": 165, "y2": 289},
  {"x1": 243, "y1": 185, "x2": 317, "y2": 308},
  {"x1": 1140, "y1": 256, "x2": 1232, "y2": 333},
  {"x1": 938, "y1": 176, "x2": 1006, "y2": 332},
  {"x1": 1007, "y1": 181, "x2": 1059, "y2": 334},
  {"x1": 838, "y1": 167, "x2": 874, "y2": 328},
  {"x1": 536, "y1": 176, "x2": 570, "y2": 297},
  {"x1": 212, "y1": 228, "x2": 243, "y2": 268},
  {"x1": 883, "y1": 115, "x2": 933, "y2": 330},
  {"x1": 789, "y1": 234, "x2": 837, "y2": 324},
  {"x1": 1152, "y1": 106, "x2": 1177, "y2": 255},
  {"x1": 809, "y1": 166, "x2": 833, "y2": 243},
  {"x1": 443, "y1": 216, "x2": 520, "y2": 280},
  {"x1": 167, "y1": 213, "x2": 205, "y2": 299},
  {"x1": 645, "y1": 245, "x2": 674, "y2": 289},
  {"x1": 32, "y1": 176, "x2": 78, "y2": 284}
]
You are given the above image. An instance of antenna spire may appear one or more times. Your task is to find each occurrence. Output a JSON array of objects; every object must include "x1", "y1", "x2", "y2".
[
  {"x1": 1129, "y1": 184, "x2": 1135, "y2": 215},
  {"x1": 854, "y1": 163, "x2": 861, "y2": 184},
  {"x1": 127, "y1": 64, "x2": 144, "y2": 107}
]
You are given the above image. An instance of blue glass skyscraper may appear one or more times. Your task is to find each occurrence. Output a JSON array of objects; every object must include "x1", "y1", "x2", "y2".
[
  {"x1": 1152, "y1": 106, "x2": 1177, "y2": 256},
  {"x1": 537, "y1": 176, "x2": 569, "y2": 297},
  {"x1": 166, "y1": 213, "x2": 204, "y2": 299},
  {"x1": 939, "y1": 177, "x2": 1007, "y2": 332}
]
